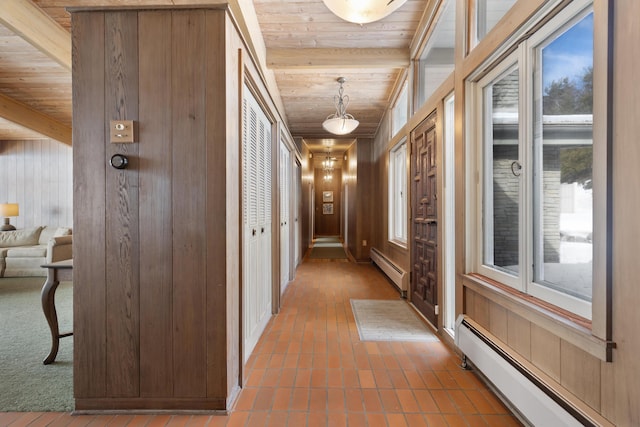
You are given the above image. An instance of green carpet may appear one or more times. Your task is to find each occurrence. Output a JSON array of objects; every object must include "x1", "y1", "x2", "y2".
[
  {"x1": 0, "y1": 277, "x2": 73, "y2": 412},
  {"x1": 309, "y1": 236, "x2": 347, "y2": 259},
  {"x1": 308, "y1": 245, "x2": 347, "y2": 259},
  {"x1": 314, "y1": 236, "x2": 341, "y2": 244}
]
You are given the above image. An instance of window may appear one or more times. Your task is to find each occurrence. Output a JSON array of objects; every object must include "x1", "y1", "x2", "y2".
[
  {"x1": 471, "y1": 1, "x2": 594, "y2": 319},
  {"x1": 389, "y1": 139, "x2": 408, "y2": 246},
  {"x1": 471, "y1": 0, "x2": 517, "y2": 48},
  {"x1": 392, "y1": 80, "x2": 409, "y2": 136},
  {"x1": 416, "y1": 0, "x2": 455, "y2": 109}
]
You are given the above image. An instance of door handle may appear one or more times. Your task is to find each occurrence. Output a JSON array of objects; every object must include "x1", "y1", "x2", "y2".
[{"x1": 511, "y1": 161, "x2": 522, "y2": 177}]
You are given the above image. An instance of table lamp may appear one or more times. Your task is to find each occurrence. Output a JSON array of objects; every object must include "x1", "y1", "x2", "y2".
[{"x1": 0, "y1": 203, "x2": 19, "y2": 231}]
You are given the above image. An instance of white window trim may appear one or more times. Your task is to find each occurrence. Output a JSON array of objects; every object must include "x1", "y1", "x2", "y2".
[
  {"x1": 388, "y1": 139, "x2": 408, "y2": 247},
  {"x1": 468, "y1": 0, "x2": 596, "y2": 320},
  {"x1": 392, "y1": 80, "x2": 409, "y2": 137},
  {"x1": 474, "y1": 54, "x2": 522, "y2": 291},
  {"x1": 443, "y1": 92, "x2": 457, "y2": 334},
  {"x1": 525, "y1": 2, "x2": 595, "y2": 319}
]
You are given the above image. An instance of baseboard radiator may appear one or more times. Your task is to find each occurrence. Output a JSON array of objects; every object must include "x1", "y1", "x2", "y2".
[
  {"x1": 370, "y1": 247, "x2": 408, "y2": 297},
  {"x1": 455, "y1": 315, "x2": 612, "y2": 427}
]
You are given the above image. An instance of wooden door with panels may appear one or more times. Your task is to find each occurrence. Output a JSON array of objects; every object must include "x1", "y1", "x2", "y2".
[{"x1": 410, "y1": 111, "x2": 438, "y2": 326}]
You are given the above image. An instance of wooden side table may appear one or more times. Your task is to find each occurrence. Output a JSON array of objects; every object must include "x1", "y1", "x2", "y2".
[{"x1": 40, "y1": 259, "x2": 73, "y2": 365}]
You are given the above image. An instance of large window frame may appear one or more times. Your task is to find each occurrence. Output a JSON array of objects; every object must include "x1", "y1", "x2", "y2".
[
  {"x1": 468, "y1": 0, "x2": 517, "y2": 51},
  {"x1": 389, "y1": 138, "x2": 408, "y2": 247},
  {"x1": 415, "y1": 0, "x2": 456, "y2": 110},
  {"x1": 392, "y1": 80, "x2": 409, "y2": 136},
  {"x1": 468, "y1": 0, "x2": 602, "y2": 321}
]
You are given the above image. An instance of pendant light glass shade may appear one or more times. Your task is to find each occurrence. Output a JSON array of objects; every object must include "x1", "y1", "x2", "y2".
[
  {"x1": 322, "y1": 117, "x2": 359, "y2": 135},
  {"x1": 322, "y1": 77, "x2": 359, "y2": 135},
  {"x1": 322, "y1": 0, "x2": 408, "y2": 24}
]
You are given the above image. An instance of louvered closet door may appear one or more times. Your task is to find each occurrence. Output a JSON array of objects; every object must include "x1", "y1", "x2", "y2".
[
  {"x1": 294, "y1": 162, "x2": 301, "y2": 266},
  {"x1": 280, "y1": 140, "x2": 291, "y2": 293},
  {"x1": 242, "y1": 86, "x2": 273, "y2": 363}
]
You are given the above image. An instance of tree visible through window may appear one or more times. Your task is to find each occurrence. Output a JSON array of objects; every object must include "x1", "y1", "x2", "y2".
[
  {"x1": 474, "y1": 3, "x2": 594, "y2": 318},
  {"x1": 534, "y1": 12, "x2": 594, "y2": 302}
]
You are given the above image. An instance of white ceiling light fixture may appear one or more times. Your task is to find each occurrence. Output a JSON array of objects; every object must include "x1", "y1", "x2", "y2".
[
  {"x1": 322, "y1": 0, "x2": 408, "y2": 24},
  {"x1": 322, "y1": 77, "x2": 359, "y2": 136}
]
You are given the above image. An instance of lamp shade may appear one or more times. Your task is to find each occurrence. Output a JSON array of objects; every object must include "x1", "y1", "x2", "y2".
[
  {"x1": 322, "y1": 117, "x2": 360, "y2": 135},
  {"x1": 0, "y1": 203, "x2": 19, "y2": 217},
  {"x1": 322, "y1": 0, "x2": 408, "y2": 24}
]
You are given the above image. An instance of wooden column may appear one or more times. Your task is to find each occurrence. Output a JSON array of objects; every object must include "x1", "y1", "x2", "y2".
[{"x1": 72, "y1": 8, "x2": 239, "y2": 411}]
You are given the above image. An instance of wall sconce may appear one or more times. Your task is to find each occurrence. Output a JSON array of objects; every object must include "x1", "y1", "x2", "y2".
[{"x1": 0, "y1": 203, "x2": 19, "y2": 231}]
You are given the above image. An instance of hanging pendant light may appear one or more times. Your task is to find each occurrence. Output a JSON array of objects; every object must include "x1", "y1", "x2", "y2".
[
  {"x1": 322, "y1": 77, "x2": 359, "y2": 136},
  {"x1": 322, "y1": 0, "x2": 408, "y2": 25},
  {"x1": 322, "y1": 151, "x2": 335, "y2": 180}
]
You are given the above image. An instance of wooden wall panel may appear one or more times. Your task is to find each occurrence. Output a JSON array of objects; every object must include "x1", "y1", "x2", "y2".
[
  {"x1": 507, "y1": 311, "x2": 531, "y2": 360},
  {"x1": 0, "y1": 139, "x2": 72, "y2": 228},
  {"x1": 560, "y1": 340, "x2": 601, "y2": 411},
  {"x1": 73, "y1": 8, "x2": 237, "y2": 409},
  {"x1": 599, "y1": 358, "x2": 615, "y2": 421},
  {"x1": 608, "y1": 2, "x2": 640, "y2": 423},
  {"x1": 530, "y1": 324, "x2": 560, "y2": 382},
  {"x1": 339, "y1": 138, "x2": 375, "y2": 262},
  {"x1": 472, "y1": 290, "x2": 489, "y2": 329},
  {"x1": 370, "y1": 142, "x2": 385, "y2": 250},
  {"x1": 313, "y1": 167, "x2": 341, "y2": 236},
  {"x1": 345, "y1": 144, "x2": 357, "y2": 257},
  {"x1": 0, "y1": 141, "x2": 18, "y2": 205},
  {"x1": 355, "y1": 139, "x2": 373, "y2": 261},
  {"x1": 206, "y1": 9, "x2": 233, "y2": 398},
  {"x1": 488, "y1": 301, "x2": 507, "y2": 343},
  {"x1": 464, "y1": 287, "x2": 475, "y2": 318},
  {"x1": 138, "y1": 10, "x2": 174, "y2": 398},
  {"x1": 171, "y1": 10, "x2": 207, "y2": 398},
  {"x1": 72, "y1": 10, "x2": 107, "y2": 398},
  {"x1": 104, "y1": 11, "x2": 140, "y2": 398},
  {"x1": 300, "y1": 142, "x2": 312, "y2": 253}
]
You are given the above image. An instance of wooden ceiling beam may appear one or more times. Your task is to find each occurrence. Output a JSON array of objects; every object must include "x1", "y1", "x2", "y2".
[
  {"x1": 267, "y1": 48, "x2": 410, "y2": 69},
  {"x1": 0, "y1": 93, "x2": 72, "y2": 145},
  {"x1": 0, "y1": 0, "x2": 71, "y2": 70}
]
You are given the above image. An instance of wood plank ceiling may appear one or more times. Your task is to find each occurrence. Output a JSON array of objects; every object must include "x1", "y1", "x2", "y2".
[{"x1": 0, "y1": 0, "x2": 430, "y2": 154}]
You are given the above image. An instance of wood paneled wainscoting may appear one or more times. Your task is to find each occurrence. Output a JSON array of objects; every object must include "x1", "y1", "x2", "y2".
[
  {"x1": 72, "y1": 8, "x2": 247, "y2": 411},
  {"x1": 0, "y1": 139, "x2": 72, "y2": 229}
]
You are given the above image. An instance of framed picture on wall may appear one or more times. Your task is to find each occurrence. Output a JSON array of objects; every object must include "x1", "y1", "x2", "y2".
[
  {"x1": 322, "y1": 191, "x2": 333, "y2": 202},
  {"x1": 323, "y1": 203, "x2": 333, "y2": 215}
]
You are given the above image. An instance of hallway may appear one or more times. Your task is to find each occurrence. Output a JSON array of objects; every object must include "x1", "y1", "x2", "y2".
[
  {"x1": 0, "y1": 260, "x2": 522, "y2": 426},
  {"x1": 233, "y1": 260, "x2": 522, "y2": 426}
]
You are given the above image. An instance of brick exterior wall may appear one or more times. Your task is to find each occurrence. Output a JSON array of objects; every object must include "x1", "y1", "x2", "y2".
[{"x1": 491, "y1": 145, "x2": 561, "y2": 267}]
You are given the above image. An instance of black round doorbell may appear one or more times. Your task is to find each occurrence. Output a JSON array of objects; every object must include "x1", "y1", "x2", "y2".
[{"x1": 110, "y1": 154, "x2": 129, "y2": 169}]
